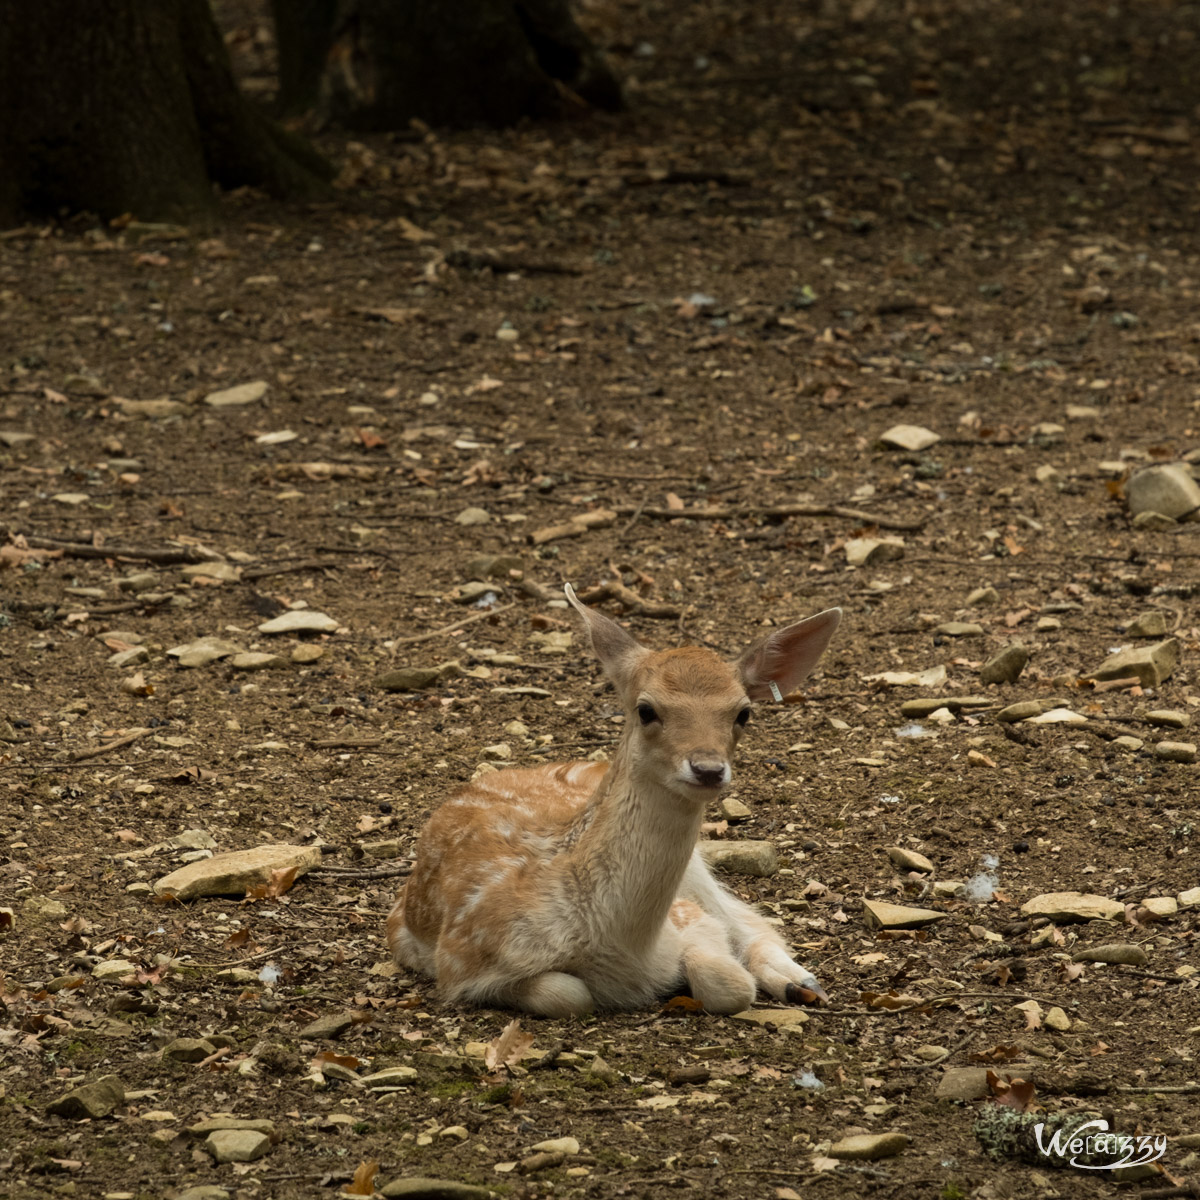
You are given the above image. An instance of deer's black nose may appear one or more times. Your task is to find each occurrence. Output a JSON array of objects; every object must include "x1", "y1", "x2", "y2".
[{"x1": 688, "y1": 758, "x2": 728, "y2": 788}]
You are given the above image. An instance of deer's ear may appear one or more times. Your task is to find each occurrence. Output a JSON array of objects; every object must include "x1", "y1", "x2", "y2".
[
  {"x1": 565, "y1": 584, "x2": 648, "y2": 690},
  {"x1": 737, "y1": 608, "x2": 841, "y2": 702}
]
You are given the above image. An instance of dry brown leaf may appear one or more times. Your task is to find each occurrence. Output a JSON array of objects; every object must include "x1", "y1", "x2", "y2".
[
  {"x1": 661, "y1": 995, "x2": 705, "y2": 1012},
  {"x1": 969, "y1": 1044, "x2": 1022, "y2": 1064},
  {"x1": 344, "y1": 1160, "x2": 380, "y2": 1197},
  {"x1": 485, "y1": 1018, "x2": 536, "y2": 1072},
  {"x1": 987, "y1": 1070, "x2": 1037, "y2": 1111},
  {"x1": 356, "y1": 427, "x2": 387, "y2": 451},
  {"x1": 314, "y1": 1050, "x2": 363, "y2": 1072}
]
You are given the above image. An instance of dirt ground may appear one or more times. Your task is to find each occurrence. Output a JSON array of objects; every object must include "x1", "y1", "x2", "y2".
[{"x1": 4, "y1": 0, "x2": 1200, "y2": 1197}]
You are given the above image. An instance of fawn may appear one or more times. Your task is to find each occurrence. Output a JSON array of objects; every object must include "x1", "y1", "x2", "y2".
[{"x1": 386, "y1": 585, "x2": 841, "y2": 1017}]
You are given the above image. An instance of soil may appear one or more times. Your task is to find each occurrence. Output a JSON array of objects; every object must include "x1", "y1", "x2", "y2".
[{"x1": 3, "y1": 1, "x2": 1200, "y2": 1197}]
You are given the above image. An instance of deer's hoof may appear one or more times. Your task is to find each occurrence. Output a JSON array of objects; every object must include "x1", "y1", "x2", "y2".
[{"x1": 785, "y1": 981, "x2": 829, "y2": 1006}]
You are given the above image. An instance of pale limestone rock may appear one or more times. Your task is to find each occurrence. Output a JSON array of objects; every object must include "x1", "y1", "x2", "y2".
[
  {"x1": 828, "y1": 1132, "x2": 909, "y2": 1160},
  {"x1": 257, "y1": 610, "x2": 338, "y2": 634},
  {"x1": 46, "y1": 1074, "x2": 125, "y2": 1119},
  {"x1": 861, "y1": 900, "x2": 945, "y2": 930},
  {"x1": 1155, "y1": 741, "x2": 1197, "y2": 763},
  {"x1": 154, "y1": 844, "x2": 322, "y2": 900},
  {"x1": 980, "y1": 644, "x2": 1028, "y2": 685},
  {"x1": 887, "y1": 847, "x2": 934, "y2": 874},
  {"x1": 1086, "y1": 639, "x2": 1179, "y2": 687},
  {"x1": 1019, "y1": 892, "x2": 1123, "y2": 922},
  {"x1": 1126, "y1": 463, "x2": 1200, "y2": 520},
  {"x1": 697, "y1": 840, "x2": 777, "y2": 877},
  {"x1": 204, "y1": 1129, "x2": 271, "y2": 1162},
  {"x1": 167, "y1": 637, "x2": 241, "y2": 668},
  {"x1": 204, "y1": 380, "x2": 268, "y2": 408},
  {"x1": 879, "y1": 424, "x2": 940, "y2": 452}
]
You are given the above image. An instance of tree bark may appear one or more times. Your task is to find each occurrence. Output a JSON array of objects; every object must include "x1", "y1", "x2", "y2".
[
  {"x1": 298, "y1": 0, "x2": 623, "y2": 131},
  {"x1": 0, "y1": 0, "x2": 331, "y2": 226}
]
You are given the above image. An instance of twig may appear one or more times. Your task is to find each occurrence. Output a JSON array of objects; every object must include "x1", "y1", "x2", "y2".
[
  {"x1": 611, "y1": 504, "x2": 924, "y2": 531},
  {"x1": 17, "y1": 535, "x2": 218, "y2": 565},
  {"x1": 70, "y1": 728, "x2": 150, "y2": 762},
  {"x1": 308, "y1": 863, "x2": 413, "y2": 881},
  {"x1": 310, "y1": 738, "x2": 384, "y2": 750},
  {"x1": 391, "y1": 602, "x2": 516, "y2": 648},
  {"x1": 242, "y1": 559, "x2": 340, "y2": 581},
  {"x1": 576, "y1": 580, "x2": 679, "y2": 619},
  {"x1": 1114, "y1": 1083, "x2": 1200, "y2": 1094},
  {"x1": 616, "y1": 498, "x2": 649, "y2": 544},
  {"x1": 890, "y1": 1028, "x2": 978, "y2": 1071}
]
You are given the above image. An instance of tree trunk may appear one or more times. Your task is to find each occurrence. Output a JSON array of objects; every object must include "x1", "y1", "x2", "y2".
[
  {"x1": 288, "y1": 0, "x2": 623, "y2": 131},
  {"x1": 271, "y1": 0, "x2": 339, "y2": 117},
  {"x1": 0, "y1": 0, "x2": 331, "y2": 226}
]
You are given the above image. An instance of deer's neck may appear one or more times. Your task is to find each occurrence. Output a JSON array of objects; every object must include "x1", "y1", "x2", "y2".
[{"x1": 562, "y1": 738, "x2": 704, "y2": 950}]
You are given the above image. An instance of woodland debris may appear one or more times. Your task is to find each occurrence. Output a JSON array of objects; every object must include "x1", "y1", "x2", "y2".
[
  {"x1": 575, "y1": 579, "x2": 679, "y2": 618},
  {"x1": 697, "y1": 840, "x2": 777, "y2": 876},
  {"x1": 611, "y1": 502, "x2": 925, "y2": 531},
  {"x1": 1019, "y1": 892, "x2": 1123, "y2": 922},
  {"x1": 167, "y1": 637, "x2": 241, "y2": 668},
  {"x1": 204, "y1": 380, "x2": 268, "y2": 408},
  {"x1": 900, "y1": 696, "x2": 992, "y2": 717},
  {"x1": 1140, "y1": 896, "x2": 1178, "y2": 917},
  {"x1": 966, "y1": 587, "x2": 999, "y2": 606},
  {"x1": 376, "y1": 662, "x2": 461, "y2": 692},
  {"x1": 936, "y1": 622, "x2": 983, "y2": 637},
  {"x1": 1085, "y1": 638, "x2": 1179, "y2": 687},
  {"x1": 204, "y1": 1129, "x2": 271, "y2": 1162},
  {"x1": 380, "y1": 1179, "x2": 495, "y2": 1200},
  {"x1": 188, "y1": 1117, "x2": 276, "y2": 1136},
  {"x1": 1026, "y1": 708, "x2": 1086, "y2": 725},
  {"x1": 845, "y1": 536, "x2": 905, "y2": 566},
  {"x1": 1126, "y1": 611, "x2": 1170, "y2": 638},
  {"x1": 162, "y1": 1037, "x2": 217, "y2": 1063},
  {"x1": 181, "y1": 561, "x2": 241, "y2": 582},
  {"x1": 1145, "y1": 709, "x2": 1189, "y2": 728},
  {"x1": 719, "y1": 796, "x2": 752, "y2": 822},
  {"x1": 996, "y1": 698, "x2": 1070, "y2": 722},
  {"x1": 529, "y1": 508, "x2": 616, "y2": 545},
  {"x1": 730, "y1": 1008, "x2": 809, "y2": 1029},
  {"x1": 154, "y1": 844, "x2": 323, "y2": 900},
  {"x1": 231, "y1": 651, "x2": 287, "y2": 671},
  {"x1": 861, "y1": 900, "x2": 945, "y2": 930}
]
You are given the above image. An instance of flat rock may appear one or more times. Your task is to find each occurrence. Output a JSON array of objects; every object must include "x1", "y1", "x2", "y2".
[
  {"x1": 1132, "y1": 510, "x2": 1178, "y2": 531},
  {"x1": 167, "y1": 637, "x2": 241, "y2": 669},
  {"x1": 46, "y1": 1074, "x2": 125, "y2": 1119},
  {"x1": 1026, "y1": 707, "x2": 1086, "y2": 725},
  {"x1": 154, "y1": 843, "x2": 322, "y2": 900},
  {"x1": 845, "y1": 536, "x2": 905, "y2": 566},
  {"x1": 299, "y1": 1012, "x2": 355, "y2": 1040},
  {"x1": 1044, "y1": 1006, "x2": 1071, "y2": 1031},
  {"x1": 1127, "y1": 611, "x2": 1170, "y2": 638},
  {"x1": 377, "y1": 665, "x2": 456, "y2": 692},
  {"x1": 162, "y1": 1037, "x2": 216, "y2": 1062},
  {"x1": 456, "y1": 581, "x2": 501, "y2": 605},
  {"x1": 92, "y1": 958, "x2": 138, "y2": 978},
  {"x1": 697, "y1": 840, "x2": 777, "y2": 877},
  {"x1": 862, "y1": 900, "x2": 945, "y2": 929},
  {"x1": 0, "y1": 430, "x2": 36, "y2": 445},
  {"x1": 996, "y1": 698, "x2": 1071, "y2": 723},
  {"x1": 204, "y1": 1128, "x2": 271, "y2": 1163},
  {"x1": 257, "y1": 610, "x2": 339, "y2": 635},
  {"x1": 188, "y1": 1117, "x2": 276, "y2": 1136},
  {"x1": 1141, "y1": 896, "x2": 1178, "y2": 918},
  {"x1": 181, "y1": 561, "x2": 240, "y2": 582},
  {"x1": 879, "y1": 423, "x2": 940, "y2": 452},
  {"x1": 455, "y1": 507, "x2": 492, "y2": 526},
  {"x1": 1112, "y1": 735, "x2": 1144, "y2": 751},
  {"x1": 1126, "y1": 463, "x2": 1200, "y2": 520},
  {"x1": 230, "y1": 652, "x2": 287, "y2": 672},
  {"x1": 292, "y1": 644, "x2": 325, "y2": 664},
  {"x1": 117, "y1": 398, "x2": 186, "y2": 419},
  {"x1": 719, "y1": 796, "x2": 752, "y2": 822},
  {"x1": 1155, "y1": 741, "x2": 1197, "y2": 763},
  {"x1": 966, "y1": 586, "x2": 999, "y2": 606},
  {"x1": 900, "y1": 696, "x2": 992, "y2": 718},
  {"x1": 935, "y1": 1067, "x2": 993, "y2": 1101},
  {"x1": 531, "y1": 1137, "x2": 580, "y2": 1156},
  {"x1": 361, "y1": 1066, "x2": 419, "y2": 1089},
  {"x1": 1179, "y1": 887, "x2": 1200, "y2": 908},
  {"x1": 1019, "y1": 892, "x2": 1123, "y2": 922},
  {"x1": 980, "y1": 644, "x2": 1028, "y2": 685},
  {"x1": 1086, "y1": 638, "x2": 1179, "y2": 687},
  {"x1": 1146, "y1": 709, "x2": 1190, "y2": 729},
  {"x1": 1073, "y1": 943, "x2": 1147, "y2": 966},
  {"x1": 205, "y1": 380, "x2": 268, "y2": 408},
  {"x1": 828, "y1": 1132, "x2": 909, "y2": 1160},
  {"x1": 886, "y1": 847, "x2": 934, "y2": 873},
  {"x1": 381, "y1": 1180, "x2": 495, "y2": 1200},
  {"x1": 730, "y1": 1008, "x2": 809, "y2": 1028},
  {"x1": 936, "y1": 622, "x2": 983, "y2": 637}
]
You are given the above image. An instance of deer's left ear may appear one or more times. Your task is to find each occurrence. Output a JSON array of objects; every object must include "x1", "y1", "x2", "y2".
[{"x1": 736, "y1": 608, "x2": 841, "y2": 702}]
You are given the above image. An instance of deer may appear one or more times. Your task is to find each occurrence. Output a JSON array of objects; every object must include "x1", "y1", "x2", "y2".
[{"x1": 385, "y1": 585, "x2": 841, "y2": 1017}]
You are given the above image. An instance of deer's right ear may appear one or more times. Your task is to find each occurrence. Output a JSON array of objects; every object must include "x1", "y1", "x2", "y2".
[
  {"x1": 564, "y1": 584, "x2": 648, "y2": 689},
  {"x1": 737, "y1": 607, "x2": 841, "y2": 702}
]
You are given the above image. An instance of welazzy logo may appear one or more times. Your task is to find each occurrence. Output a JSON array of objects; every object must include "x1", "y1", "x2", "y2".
[{"x1": 1034, "y1": 1118, "x2": 1167, "y2": 1170}]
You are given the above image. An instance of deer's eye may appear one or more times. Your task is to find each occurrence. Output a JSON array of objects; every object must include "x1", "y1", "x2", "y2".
[
  {"x1": 735, "y1": 706, "x2": 751, "y2": 727},
  {"x1": 637, "y1": 702, "x2": 659, "y2": 726}
]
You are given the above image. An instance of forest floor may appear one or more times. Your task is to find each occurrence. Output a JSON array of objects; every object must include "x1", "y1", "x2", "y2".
[{"x1": 4, "y1": 1, "x2": 1200, "y2": 1197}]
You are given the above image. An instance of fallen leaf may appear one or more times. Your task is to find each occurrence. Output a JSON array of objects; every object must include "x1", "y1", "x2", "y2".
[
  {"x1": 485, "y1": 1019, "x2": 536, "y2": 1072},
  {"x1": 344, "y1": 1160, "x2": 379, "y2": 1197},
  {"x1": 987, "y1": 1069, "x2": 1037, "y2": 1111},
  {"x1": 661, "y1": 995, "x2": 705, "y2": 1013}
]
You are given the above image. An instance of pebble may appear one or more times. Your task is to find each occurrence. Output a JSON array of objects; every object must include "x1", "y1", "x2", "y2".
[
  {"x1": 166, "y1": 637, "x2": 242, "y2": 669},
  {"x1": 730, "y1": 1008, "x2": 809, "y2": 1029},
  {"x1": 980, "y1": 644, "x2": 1028, "y2": 685},
  {"x1": 967, "y1": 749, "x2": 996, "y2": 769},
  {"x1": 966, "y1": 586, "x2": 999, "y2": 606},
  {"x1": 861, "y1": 900, "x2": 945, "y2": 929},
  {"x1": 1126, "y1": 463, "x2": 1200, "y2": 520},
  {"x1": 1044, "y1": 1007, "x2": 1071, "y2": 1031},
  {"x1": 1073, "y1": 943, "x2": 1148, "y2": 966},
  {"x1": 935, "y1": 622, "x2": 983, "y2": 637},
  {"x1": 360, "y1": 1066, "x2": 419, "y2": 1089},
  {"x1": 588, "y1": 1056, "x2": 618, "y2": 1085},
  {"x1": 845, "y1": 536, "x2": 905, "y2": 566},
  {"x1": 886, "y1": 847, "x2": 934, "y2": 873},
  {"x1": 1035, "y1": 464, "x2": 1063, "y2": 486},
  {"x1": 719, "y1": 796, "x2": 752, "y2": 822},
  {"x1": 92, "y1": 959, "x2": 138, "y2": 978},
  {"x1": 257, "y1": 610, "x2": 339, "y2": 635},
  {"x1": 1155, "y1": 741, "x2": 1196, "y2": 763},
  {"x1": 46, "y1": 1074, "x2": 125, "y2": 1119},
  {"x1": 1127, "y1": 611, "x2": 1169, "y2": 638},
  {"x1": 455, "y1": 507, "x2": 492, "y2": 526},
  {"x1": 1141, "y1": 896, "x2": 1178, "y2": 918},
  {"x1": 996, "y1": 698, "x2": 1070, "y2": 722},
  {"x1": 532, "y1": 1137, "x2": 580, "y2": 1155},
  {"x1": 205, "y1": 380, "x2": 268, "y2": 408},
  {"x1": 828, "y1": 1132, "x2": 910, "y2": 1160},
  {"x1": 1147, "y1": 709, "x2": 1191, "y2": 729},
  {"x1": 935, "y1": 1068, "x2": 995, "y2": 1101},
  {"x1": 188, "y1": 1117, "x2": 275, "y2": 1136},
  {"x1": 180, "y1": 561, "x2": 240, "y2": 582},
  {"x1": 1111, "y1": 735, "x2": 1144, "y2": 751},
  {"x1": 697, "y1": 840, "x2": 777, "y2": 877},
  {"x1": 299, "y1": 1012, "x2": 357, "y2": 1041},
  {"x1": 292, "y1": 644, "x2": 325, "y2": 663},
  {"x1": 1132, "y1": 511, "x2": 1178, "y2": 531},
  {"x1": 204, "y1": 1129, "x2": 271, "y2": 1163},
  {"x1": 154, "y1": 843, "x2": 323, "y2": 900},
  {"x1": 363, "y1": 839, "x2": 406, "y2": 859},
  {"x1": 467, "y1": 553, "x2": 524, "y2": 580},
  {"x1": 175, "y1": 1189, "x2": 231, "y2": 1200},
  {"x1": 161, "y1": 1037, "x2": 217, "y2": 1063},
  {"x1": 1179, "y1": 887, "x2": 1200, "y2": 908},
  {"x1": 482, "y1": 743, "x2": 512, "y2": 760},
  {"x1": 1035, "y1": 616, "x2": 1061, "y2": 632},
  {"x1": 1019, "y1": 892, "x2": 1123, "y2": 922},
  {"x1": 230, "y1": 652, "x2": 286, "y2": 671},
  {"x1": 376, "y1": 666, "x2": 444, "y2": 692},
  {"x1": 118, "y1": 572, "x2": 159, "y2": 593},
  {"x1": 1026, "y1": 708, "x2": 1086, "y2": 725},
  {"x1": 879, "y1": 424, "x2": 940, "y2": 452},
  {"x1": 1087, "y1": 638, "x2": 1179, "y2": 686}
]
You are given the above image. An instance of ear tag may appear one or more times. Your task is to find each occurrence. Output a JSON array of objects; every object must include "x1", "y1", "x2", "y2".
[{"x1": 768, "y1": 680, "x2": 783, "y2": 703}]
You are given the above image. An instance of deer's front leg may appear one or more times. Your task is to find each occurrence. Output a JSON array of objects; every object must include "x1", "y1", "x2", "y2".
[{"x1": 669, "y1": 901, "x2": 756, "y2": 1014}]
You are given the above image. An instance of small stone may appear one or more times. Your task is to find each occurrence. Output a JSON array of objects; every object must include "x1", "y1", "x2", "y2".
[
  {"x1": 361, "y1": 1066, "x2": 419, "y2": 1089},
  {"x1": 92, "y1": 959, "x2": 138, "y2": 978},
  {"x1": 886, "y1": 847, "x2": 934, "y2": 874},
  {"x1": 381, "y1": 1180, "x2": 495, "y2": 1200},
  {"x1": 932, "y1": 881, "x2": 965, "y2": 899},
  {"x1": 1019, "y1": 892, "x2": 1123, "y2": 922},
  {"x1": 936, "y1": 622, "x2": 984, "y2": 637},
  {"x1": 1035, "y1": 464, "x2": 1063, "y2": 486},
  {"x1": 900, "y1": 696, "x2": 992, "y2": 718},
  {"x1": 861, "y1": 900, "x2": 945, "y2": 930},
  {"x1": 1179, "y1": 888, "x2": 1200, "y2": 908},
  {"x1": 879, "y1": 424, "x2": 940, "y2": 452},
  {"x1": 980, "y1": 644, "x2": 1029, "y2": 685},
  {"x1": 697, "y1": 841, "x2": 777, "y2": 877},
  {"x1": 1132, "y1": 511, "x2": 1178, "y2": 531},
  {"x1": 154, "y1": 844, "x2": 322, "y2": 900},
  {"x1": 1141, "y1": 896, "x2": 1178, "y2": 918},
  {"x1": 257, "y1": 610, "x2": 339, "y2": 635},
  {"x1": 730, "y1": 1008, "x2": 809, "y2": 1029},
  {"x1": 455, "y1": 507, "x2": 492, "y2": 526},
  {"x1": 118, "y1": 571, "x2": 159, "y2": 593},
  {"x1": 1155, "y1": 741, "x2": 1196, "y2": 763},
  {"x1": 935, "y1": 1068, "x2": 993, "y2": 1101},
  {"x1": 230, "y1": 652, "x2": 286, "y2": 671},
  {"x1": 47, "y1": 1075, "x2": 125, "y2": 1119},
  {"x1": 996, "y1": 698, "x2": 1070, "y2": 723},
  {"x1": 204, "y1": 1129, "x2": 271, "y2": 1163},
  {"x1": 1126, "y1": 463, "x2": 1200, "y2": 520},
  {"x1": 377, "y1": 666, "x2": 443, "y2": 692},
  {"x1": 174, "y1": 1188, "x2": 231, "y2": 1200},
  {"x1": 1036, "y1": 616, "x2": 1061, "y2": 632},
  {"x1": 205, "y1": 380, "x2": 268, "y2": 408},
  {"x1": 1147, "y1": 709, "x2": 1191, "y2": 729},
  {"x1": 482, "y1": 742, "x2": 512, "y2": 760},
  {"x1": 1127, "y1": 611, "x2": 1170, "y2": 638},
  {"x1": 828, "y1": 1132, "x2": 909, "y2": 1160},
  {"x1": 1043, "y1": 1007, "x2": 1071, "y2": 1031},
  {"x1": 292, "y1": 644, "x2": 325, "y2": 663},
  {"x1": 719, "y1": 796, "x2": 752, "y2": 822},
  {"x1": 118, "y1": 398, "x2": 186, "y2": 419},
  {"x1": 161, "y1": 1037, "x2": 217, "y2": 1063},
  {"x1": 531, "y1": 1137, "x2": 580, "y2": 1155},
  {"x1": 299, "y1": 1013, "x2": 354, "y2": 1040},
  {"x1": 1112, "y1": 735, "x2": 1144, "y2": 751},
  {"x1": 1073, "y1": 943, "x2": 1148, "y2": 966},
  {"x1": 845, "y1": 536, "x2": 905, "y2": 566},
  {"x1": 1087, "y1": 639, "x2": 1179, "y2": 687},
  {"x1": 588, "y1": 1056, "x2": 618, "y2": 1085},
  {"x1": 362, "y1": 839, "x2": 406, "y2": 859},
  {"x1": 466, "y1": 553, "x2": 524, "y2": 580},
  {"x1": 967, "y1": 749, "x2": 996, "y2": 769},
  {"x1": 23, "y1": 896, "x2": 69, "y2": 919},
  {"x1": 166, "y1": 637, "x2": 242, "y2": 669},
  {"x1": 51, "y1": 491, "x2": 90, "y2": 506},
  {"x1": 966, "y1": 587, "x2": 999, "y2": 606},
  {"x1": 504, "y1": 720, "x2": 530, "y2": 739},
  {"x1": 180, "y1": 561, "x2": 240, "y2": 582},
  {"x1": 109, "y1": 646, "x2": 149, "y2": 668},
  {"x1": 439, "y1": 1125, "x2": 469, "y2": 1141},
  {"x1": 187, "y1": 1118, "x2": 278, "y2": 1139},
  {"x1": 1026, "y1": 708, "x2": 1086, "y2": 725}
]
